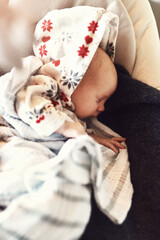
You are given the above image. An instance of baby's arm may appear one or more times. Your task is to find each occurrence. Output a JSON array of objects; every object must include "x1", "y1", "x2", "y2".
[{"x1": 89, "y1": 133, "x2": 126, "y2": 153}]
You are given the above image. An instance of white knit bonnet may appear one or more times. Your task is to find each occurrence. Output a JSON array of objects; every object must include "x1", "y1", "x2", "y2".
[{"x1": 33, "y1": 6, "x2": 119, "y2": 102}]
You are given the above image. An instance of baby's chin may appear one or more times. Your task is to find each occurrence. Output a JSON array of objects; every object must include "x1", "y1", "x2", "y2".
[
  {"x1": 86, "y1": 112, "x2": 101, "y2": 118},
  {"x1": 92, "y1": 112, "x2": 100, "y2": 117},
  {"x1": 76, "y1": 113, "x2": 93, "y2": 119},
  {"x1": 75, "y1": 109, "x2": 101, "y2": 119}
]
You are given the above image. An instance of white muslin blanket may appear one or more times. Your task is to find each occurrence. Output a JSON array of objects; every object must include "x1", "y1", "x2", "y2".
[{"x1": 0, "y1": 55, "x2": 133, "y2": 240}]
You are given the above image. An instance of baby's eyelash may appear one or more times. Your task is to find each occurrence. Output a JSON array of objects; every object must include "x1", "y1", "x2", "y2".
[{"x1": 97, "y1": 98, "x2": 101, "y2": 103}]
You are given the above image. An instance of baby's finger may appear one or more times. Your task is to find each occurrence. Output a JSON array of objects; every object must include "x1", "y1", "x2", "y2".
[
  {"x1": 111, "y1": 140, "x2": 126, "y2": 149},
  {"x1": 105, "y1": 142, "x2": 119, "y2": 153},
  {"x1": 112, "y1": 137, "x2": 126, "y2": 142}
]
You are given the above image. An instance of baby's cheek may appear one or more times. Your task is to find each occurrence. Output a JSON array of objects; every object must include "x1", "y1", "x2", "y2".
[{"x1": 75, "y1": 105, "x2": 90, "y2": 119}]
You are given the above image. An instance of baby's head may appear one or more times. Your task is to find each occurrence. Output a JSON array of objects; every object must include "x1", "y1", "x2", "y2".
[
  {"x1": 71, "y1": 47, "x2": 117, "y2": 119},
  {"x1": 33, "y1": 7, "x2": 119, "y2": 119}
]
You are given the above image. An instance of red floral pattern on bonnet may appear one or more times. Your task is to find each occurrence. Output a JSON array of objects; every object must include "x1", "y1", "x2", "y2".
[
  {"x1": 88, "y1": 21, "x2": 99, "y2": 33},
  {"x1": 41, "y1": 19, "x2": 53, "y2": 32},
  {"x1": 52, "y1": 60, "x2": 60, "y2": 67},
  {"x1": 77, "y1": 45, "x2": 89, "y2": 58},
  {"x1": 39, "y1": 44, "x2": 48, "y2": 57},
  {"x1": 85, "y1": 35, "x2": 93, "y2": 44},
  {"x1": 77, "y1": 20, "x2": 99, "y2": 58},
  {"x1": 42, "y1": 36, "x2": 51, "y2": 43}
]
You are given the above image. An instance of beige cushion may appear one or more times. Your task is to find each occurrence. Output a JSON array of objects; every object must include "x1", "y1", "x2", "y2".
[{"x1": 122, "y1": 0, "x2": 160, "y2": 89}]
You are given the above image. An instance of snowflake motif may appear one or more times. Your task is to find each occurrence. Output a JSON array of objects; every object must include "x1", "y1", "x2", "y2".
[
  {"x1": 77, "y1": 45, "x2": 89, "y2": 58},
  {"x1": 60, "y1": 70, "x2": 83, "y2": 90},
  {"x1": 88, "y1": 21, "x2": 99, "y2": 33},
  {"x1": 45, "y1": 89, "x2": 54, "y2": 98},
  {"x1": 106, "y1": 42, "x2": 115, "y2": 59},
  {"x1": 26, "y1": 107, "x2": 44, "y2": 121},
  {"x1": 41, "y1": 81, "x2": 59, "y2": 101},
  {"x1": 81, "y1": 62, "x2": 89, "y2": 73},
  {"x1": 96, "y1": 9, "x2": 107, "y2": 16},
  {"x1": 55, "y1": 32, "x2": 72, "y2": 43},
  {"x1": 39, "y1": 44, "x2": 48, "y2": 57},
  {"x1": 41, "y1": 19, "x2": 53, "y2": 32}
]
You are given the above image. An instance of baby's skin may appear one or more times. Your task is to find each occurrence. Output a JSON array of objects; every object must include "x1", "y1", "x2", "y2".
[{"x1": 59, "y1": 47, "x2": 126, "y2": 153}]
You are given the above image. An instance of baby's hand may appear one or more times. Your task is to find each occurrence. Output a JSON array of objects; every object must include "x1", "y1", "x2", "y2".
[
  {"x1": 89, "y1": 134, "x2": 126, "y2": 153},
  {"x1": 57, "y1": 121, "x2": 87, "y2": 138}
]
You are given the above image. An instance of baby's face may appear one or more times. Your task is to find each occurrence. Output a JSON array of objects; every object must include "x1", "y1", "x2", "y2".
[{"x1": 71, "y1": 48, "x2": 117, "y2": 119}]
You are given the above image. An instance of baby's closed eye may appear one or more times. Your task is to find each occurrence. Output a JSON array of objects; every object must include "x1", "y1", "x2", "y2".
[
  {"x1": 97, "y1": 96, "x2": 108, "y2": 103},
  {"x1": 96, "y1": 98, "x2": 101, "y2": 103}
]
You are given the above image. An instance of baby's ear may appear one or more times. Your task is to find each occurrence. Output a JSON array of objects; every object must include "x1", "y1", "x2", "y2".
[{"x1": 38, "y1": 63, "x2": 61, "y2": 81}]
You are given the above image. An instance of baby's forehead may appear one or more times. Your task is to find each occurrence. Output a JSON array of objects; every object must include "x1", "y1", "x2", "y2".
[
  {"x1": 80, "y1": 47, "x2": 117, "y2": 94},
  {"x1": 84, "y1": 48, "x2": 114, "y2": 80},
  {"x1": 89, "y1": 48, "x2": 113, "y2": 72},
  {"x1": 92, "y1": 47, "x2": 111, "y2": 64}
]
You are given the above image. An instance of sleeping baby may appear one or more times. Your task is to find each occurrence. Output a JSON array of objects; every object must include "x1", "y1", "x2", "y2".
[{"x1": 15, "y1": 6, "x2": 126, "y2": 153}]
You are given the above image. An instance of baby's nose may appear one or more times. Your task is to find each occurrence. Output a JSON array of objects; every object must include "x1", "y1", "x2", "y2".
[{"x1": 98, "y1": 104, "x2": 105, "y2": 112}]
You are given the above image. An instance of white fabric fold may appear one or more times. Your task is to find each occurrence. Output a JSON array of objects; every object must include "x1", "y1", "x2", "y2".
[{"x1": 0, "y1": 133, "x2": 133, "y2": 240}]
